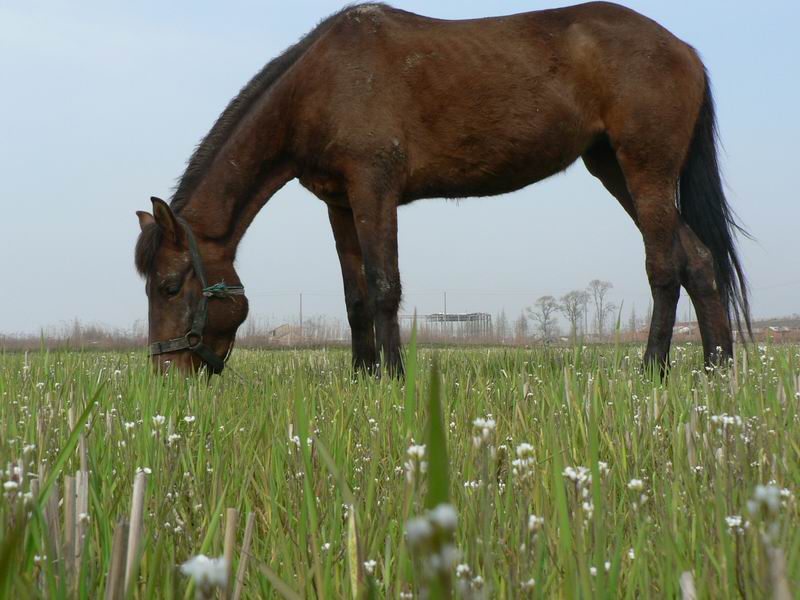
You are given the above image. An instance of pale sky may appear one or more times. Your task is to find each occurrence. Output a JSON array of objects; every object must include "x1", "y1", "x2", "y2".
[{"x1": 1, "y1": 0, "x2": 798, "y2": 334}]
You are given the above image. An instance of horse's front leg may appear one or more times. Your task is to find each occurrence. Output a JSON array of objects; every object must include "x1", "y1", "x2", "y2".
[
  {"x1": 348, "y1": 187, "x2": 403, "y2": 378},
  {"x1": 328, "y1": 205, "x2": 377, "y2": 374}
]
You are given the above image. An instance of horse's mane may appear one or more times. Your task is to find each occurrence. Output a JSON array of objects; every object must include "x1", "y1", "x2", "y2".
[
  {"x1": 170, "y1": 6, "x2": 362, "y2": 213},
  {"x1": 137, "y1": 4, "x2": 386, "y2": 276}
]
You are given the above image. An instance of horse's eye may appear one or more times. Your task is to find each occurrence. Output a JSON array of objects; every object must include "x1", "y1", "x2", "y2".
[{"x1": 161, "y1": 281, "x2": 182, "y2": 297}]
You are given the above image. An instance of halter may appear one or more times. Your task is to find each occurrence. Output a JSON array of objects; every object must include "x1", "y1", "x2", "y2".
[{"x1": 149, "y1": 220, "x2": 245, "y2": 374}]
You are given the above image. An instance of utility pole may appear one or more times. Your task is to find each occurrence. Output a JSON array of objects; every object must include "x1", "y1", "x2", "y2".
[{"x1": 299, "y1": 292, "x2": 303, "y2": 341}]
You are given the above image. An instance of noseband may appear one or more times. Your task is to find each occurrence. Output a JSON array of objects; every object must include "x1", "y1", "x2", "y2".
[{"x1": 149, "y1": 221, "x2": 244, "y2": 374}]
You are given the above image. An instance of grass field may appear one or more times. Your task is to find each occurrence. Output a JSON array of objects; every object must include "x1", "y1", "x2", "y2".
[{"x1": 1, "y1": 342, "x2": 798, "y2": 598}]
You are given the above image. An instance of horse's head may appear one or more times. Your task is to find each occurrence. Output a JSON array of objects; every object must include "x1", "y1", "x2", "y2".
[{"x1": 135, "y1": 197, "x2": 248, "y2": 374}]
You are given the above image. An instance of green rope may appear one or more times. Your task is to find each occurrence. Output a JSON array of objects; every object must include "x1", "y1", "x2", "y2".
[{"x1": 203, "y1": 282, "x2": 245, "y2": 298}]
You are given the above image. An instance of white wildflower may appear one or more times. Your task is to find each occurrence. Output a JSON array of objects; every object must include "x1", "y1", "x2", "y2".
[
  {"x1": 456, "y1": 563, "x2": 472, "y2": 578},
  {"x1": 363, "y1": 559, "x2": 377, "y2": 575},
  {"x1": 472, "y1": 416, "x2": 496, "y2": 447},
  {"x1": 710, "y1": 414, "x2": 742, "y2": 428},
  {"x1": 428, "y1": 503, "x2": 458, "y2": 533},
  {"x1": 748, "y1": 484, "x2": 781, "y2": 515},
  {"x1": 404, "y1": 443, "x2": 427, "y2": 483},
  {"x1": 407, "y1": 444, "x2": 426, "y2": 459},
  {"x1": 180, "y1": 555, "x2": 228, "y2": 594},
  {"x1": 405, "y1": 517, "x2": 433, "y2": 547},
  {"x1": 512, "y1": 443, "x2": 536, "y2": 478},
  {"x1": 527, "y1": 514, "x2": 544, "y2": 533},
  {"x1": 521, "y1": 578, "x2": 536, "y2": 589}
]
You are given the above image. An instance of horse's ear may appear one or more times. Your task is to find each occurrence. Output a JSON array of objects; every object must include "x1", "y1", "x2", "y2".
[
  {"x1": 150, "y1": 197, "x2": 181, "y2": 244},
  {"x1": 136, "y1": 211, "x2": 155, "y2": 231}
]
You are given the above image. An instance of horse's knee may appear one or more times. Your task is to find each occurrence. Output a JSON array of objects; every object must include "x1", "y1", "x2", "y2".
[
  {"x1": 344, "y1": 287, "x2": 372, "y2": 329},
  {"x1": 644, "y1": 252, "x2": 681, "y2": 290},
  {"x1": 680, "y1": 229, "x2": 718, "y2": 297},
  {"x1": 366, "y1": 270, "x2": 402, "y2": 316}
]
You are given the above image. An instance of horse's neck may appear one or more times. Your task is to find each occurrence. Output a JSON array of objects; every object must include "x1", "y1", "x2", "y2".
[{"x1": 177, "y1": 100, "x2": 295, "y2": 248}]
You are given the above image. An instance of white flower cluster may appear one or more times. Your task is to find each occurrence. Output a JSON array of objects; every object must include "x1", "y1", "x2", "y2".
[
  {"x1": 725, "y1": 515, "x2": 749, "y2": 534},
  {"x1": 528, "y1": 514, "x2": 544, "y2": 535},
  {"x1": 627, "y1": 478, "x2": 648, "y2": 508},
  {"x1": 747, "y1": 484, "x2": 789, "y2": 516},
  {"x1": 405, "y1": 503, "x2": 459, "y2": 578},
  {"x1": 455, "y1": 563, "x2": 486, "y2": 597},
  {"x1": 563, "y1": 465, "x2": 591, "y2": 486},
  {"x1": 512, "y1": 443, "x2": 535, "y2": 479},
  {"x1": 710, "y1": 414, "x2": 742, "y2": 430},
  {"x1": 180, "y1": 555, "x2": 228, "y2": 596},
  {"x1": 289, "y1": 435, "x2": 313, "y2": 451},
  {"x1": 472, "y1": 416, "x2": 496, "y2": 448},
  {"x1": 405, "y1": 444, "x2": 427, "y2": 483},
  {"x1": 563, "y1": 463, "x2": 609, "y2": 522},
  {"x1": 363, "y1": 559, "x2": 377, "y2": 575}
]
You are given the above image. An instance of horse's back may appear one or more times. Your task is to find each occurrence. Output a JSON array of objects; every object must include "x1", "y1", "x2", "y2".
[{"x1": 287, "y1": 2, "x2": 705, "y2": 199}]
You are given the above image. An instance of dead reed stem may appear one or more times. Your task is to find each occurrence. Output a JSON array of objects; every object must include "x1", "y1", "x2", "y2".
[
  {"x1": 104, "y1": 518, "x2": 129, "y2": 600},
  {"x1": 124, "y1": 470, "x2": 147, "y2": 593},
  {"x1": 232, "y1": 512, "x2": 256, "y2": 600},
  {"x1": 224, "y1": 508, "x2": 239, "y2": 598}
]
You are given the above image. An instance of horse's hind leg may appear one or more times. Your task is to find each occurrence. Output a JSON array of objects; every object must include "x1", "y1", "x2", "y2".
[
  {"x1": 676, "y1": 223, "x2": 733, "y2": 364},
  {"x1": 625, "y1": 176, "x2": 683, "y2": 372},
  {"x1": 584, "y1": 141, "x2": 733, "y2": 368},
  {"x1": 328, "y1": 205, "x2": 377, "y2": 373},
  {"x1": 584, "y1": 141, "x2": 680, "y2": 371}
]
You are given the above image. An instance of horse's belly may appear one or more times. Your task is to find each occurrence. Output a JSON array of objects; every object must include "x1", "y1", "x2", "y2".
[{"x1": 404, "y1": 126, "x2": 590, "y2": 201}]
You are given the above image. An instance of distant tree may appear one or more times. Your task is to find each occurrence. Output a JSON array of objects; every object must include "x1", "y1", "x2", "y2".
[
  {"x1": 526, "y1": 296, "x2": 560, "y2": 340},
  {"x1": 560, "y1": 290, "x2": 589, "y2": 340},
  {"x1": 628, "y1": 303, "x2": 638, "y2": 334},
  {"x1": 582, "y1": 291, "x2": 590, "y2": 335},
  {"x1": 587, "y1": 279, "x2": 616, "y2": 337},
  {"x1": 495, "y1": 309, "x2": 509, "y2": 342},
  {"x1": 644, "y1": 300, "x2": 653, "y2": 331},
  {"x1": 514, "y1": 312, "x2": 529, "y2": 343}
]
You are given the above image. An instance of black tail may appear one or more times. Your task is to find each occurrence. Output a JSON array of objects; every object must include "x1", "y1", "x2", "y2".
[{"x1": 678, "y1": 73, "x2": 752, "y2": 338}]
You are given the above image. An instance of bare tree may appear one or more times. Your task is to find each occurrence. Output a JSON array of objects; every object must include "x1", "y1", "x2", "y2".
[
  {"x1": 587, "y1": 279, "x2": 616, "y2": 337},
  {"x1": 560, "y1": 290, "x2": 589, "y2": 340},
  {"x1": 526, "y1": 295, "x2": 560, "y2": 341},
  {"x1": 513, "y1": 312, "x2": 529, "y2": 343},
  {"x1": 628, "y1": 303, "x2": 638, "y2": 334},
  {"x1": 495, "y1": 309, "x2": 509, "y2": 342}
]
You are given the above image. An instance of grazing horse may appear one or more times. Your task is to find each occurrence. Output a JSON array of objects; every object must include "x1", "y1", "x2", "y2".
[{"x1": 135, "y1": 2, "x2": 750, "y2": 375}]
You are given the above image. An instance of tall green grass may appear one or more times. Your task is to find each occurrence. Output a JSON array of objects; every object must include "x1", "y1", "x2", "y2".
[{"x1": 0, "y1": 343, "x2": 797, "y2": 597}]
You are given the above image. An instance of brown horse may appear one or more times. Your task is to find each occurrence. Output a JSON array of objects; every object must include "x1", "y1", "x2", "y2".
[{"x1": 135, "y1": 1, "x2": 750, "y2": 375}]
